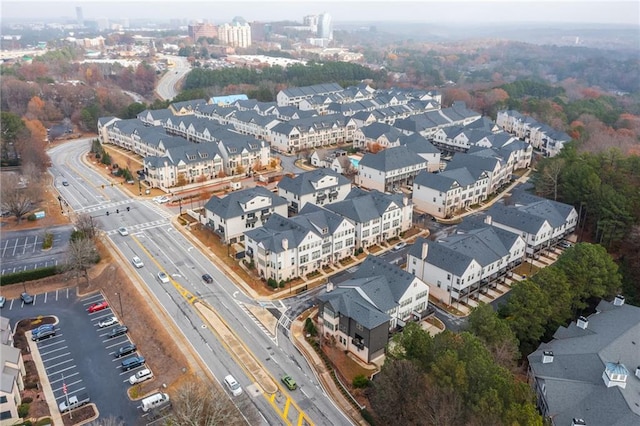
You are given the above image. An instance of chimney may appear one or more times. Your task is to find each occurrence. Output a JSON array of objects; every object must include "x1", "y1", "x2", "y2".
[
  {"x1": 281, "y1": 238, "x2": 288, "y2": 251},
  {"x1": 577, "y1": 316, "x2": 589, "y2": 329},
  {"x1": 484, "y1": 215, "x2": 492, "y2": 225},
  {"x1": 571, "y1": 419, "x2": 586, "y2": 426},
  {"x1": 326, "y1": 281, "x2": 334, "y2": 292},
  {"x1": 421, "y1": 242, "x2": 429, "y2": 259},
  {"x1": 613, "y1": 294, "x2": 625, "y2": 306},
  {"x1": 542, "y1": 351, "x2": 554, "y2": 364},
  {"x1": 635, "y1": 366, "x2": 640, "y2": 379}
]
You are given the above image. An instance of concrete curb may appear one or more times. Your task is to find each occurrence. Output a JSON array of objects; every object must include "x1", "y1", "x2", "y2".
[{"x1": 27, "y1": 330, "x2": 64, "y2": 426}]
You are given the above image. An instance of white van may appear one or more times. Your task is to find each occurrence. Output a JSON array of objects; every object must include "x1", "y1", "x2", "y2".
[
  {"x1": 224, "y1": 375, "x2": 242, "y2": 396},
  {"x1": 141, "y1": 392, "x2": 170, "y2": 412}
]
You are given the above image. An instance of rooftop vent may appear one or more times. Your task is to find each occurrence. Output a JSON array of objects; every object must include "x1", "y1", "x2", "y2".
[
  {"x1": 571, "y1": 419, "x2": 586, "y2": 426},
  {"x1": 635, "y1": 366, "x2": 640, "y2": 379},
  {"x1": 602, "y1": 362, "x2": 629, "y2": 389},
  {"x1": 577, "y1": 316, "x2": 589, "y2": 329},
  {"x1": 542, "y1": 351, "x2": 554, "y2": 364},
  {"x1": 613, "y1": 294, "x2": 625, "y2": 306}
]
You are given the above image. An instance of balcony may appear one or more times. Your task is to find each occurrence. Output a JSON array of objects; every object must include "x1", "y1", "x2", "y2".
[{"x1": 246, "y1": 216, "x2": 258, "y2": 225}]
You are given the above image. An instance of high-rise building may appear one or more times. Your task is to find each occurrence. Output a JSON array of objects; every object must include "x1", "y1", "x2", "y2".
[
  {"x1": 188, "y1": 22, "x2": 218, "y2": 43},
  {"x1": 303, "y1": 15, "x2": 319, "y2": 33},
  {"x1": 76, "y1": 6, "x2": 84, "y2": 27},
  {"x1": 318, "y1": 13, "x2": 332, "y2": 40},
  {"x1": 218, "y1": 18, "x2": 252, "y2": 48}
]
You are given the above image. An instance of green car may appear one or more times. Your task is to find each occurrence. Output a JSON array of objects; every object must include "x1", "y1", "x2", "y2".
[{"x1": 281, "y1": 375, "x2": 297, "y2": 390}]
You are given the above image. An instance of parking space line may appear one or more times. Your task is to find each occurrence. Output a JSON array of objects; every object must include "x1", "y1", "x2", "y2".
[
  {"x1": 49, "y1": 372, "x2": 80, "y2": 386},
  {"x1": 12, "y1": 239, "x2": 18, "y2": 256},
  {"x1": 42, "y1": 352, "x2": 72, "y2": 363},
  {"x1": 32, "y1": 235, "x2": 39, "y2": 253},
  {"x1": 45, "y1": 359, "x2": 75, "y2": 371},
  {"x1": 46, "y1": 364, "x2": 77, "y2": 376},
  {"x1": 1, "y1": 239, "x2": 8, "y2": 256},
  {"x1": 40, "y1": 346, "x2": 69, "y2": 357}
]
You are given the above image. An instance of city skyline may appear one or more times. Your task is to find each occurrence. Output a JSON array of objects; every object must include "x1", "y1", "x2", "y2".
[{"x1": 2, "y1": 0, "x2": 639, "y2": 26}]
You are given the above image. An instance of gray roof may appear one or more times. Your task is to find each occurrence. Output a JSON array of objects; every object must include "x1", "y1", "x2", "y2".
[
  {"x1": 295, "y1": 204, "x2": 350, "y2": 235},
  {"x1": 244, "y1": 213, "x2": 311, "y2": 254},
  {"x1": 170, "y1": 99, "x2": 208, "y2": 111},
  {"x1": 359, "y1": 122, "x2": 404, "y2": 142},
  {"x1": 352, "y1": 255, "x2": 417, "y2": 303},
  {"x1": 408, "y1": 237, "x2": 475, "y2": 276},
  {"x1": 164, "y1": 142, "x2": 223, "y2": 166},
  {"x1": 280, "y1": 83, "x2": 343, "y2": 98},
  {"x1": 486, "y1": 203, "x2": 549, "y2": 235},
  {"x1": 400, "y1": 133, "x2": 440, "y2": 154},
  {"x1": 137, "y1": 108, "x2": 175, "y2": 122},
  {"x1": 204, "y1": 186, "x2": 287, "y2": 220},
  {"x1": 270, "y1": 113, "x2": 351, "y2": 136},
  {"x1": 318, "y1": 278, "x2": 391, "y2": 329},
  {"x1": 510, "y1": 189, "x2": 576, "y2": 222},
  {"x1": 528, "y1": 300, "x2": 640, "y2": 426},
  {"x1": 359, "y1": 146, "x2": 426, "y2": 172},
  {"x1": 326, "y1": 188, "x2": 404, "y2": 223},
  {"x1": 413, "y1": 170, "x2": 458, "y2": 192},
  {"x1": 277, "y1": 169, "x2": 349, "y2": 196}
]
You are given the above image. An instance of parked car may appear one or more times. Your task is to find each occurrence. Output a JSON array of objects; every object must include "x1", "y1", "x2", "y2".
[
  {"x1": 129, "y1": 368, "x2": 153, "y2": 384},
  {"x1": 87, "y1": 301, "x2": 108, "y2": 313},
  {"x1": 132, "y1": 256, "x2": 144, "y2": 268},
  {"x1": 393, "y1": 242, "x2": 407, "y2": 251},
  {"x1": 98, "y1": 316, "x2": 119, "y2": 328},
  {"x1": 62, "y1": 180, "x2": 69, "y2": 187},
  {"x1": 108, "y1": 325, "x2": 128, "y2": 338},
  {"x1": 32, "y1": 328, "x2": 56, "y2": 341},
  {"x1": 114, "y1": 343, "x2": 137, "y2": 358},
  {"x1": 59, "y1": 392, "x2": 90, "y2": 413},
  {"x1": 281, "y1": 374, "x2": 297, "y2": 390},
  {"x1": 118, "y1": 227, "x2": 129, "y2": 236},
  {"x1": 33, "y1": 324, "x2": 55, "y2": 335},
  {"x1": 202, "y1": 273, "x2": 214, "y2": 284},
  {"x1": 157, "y1": 272, "x2": 170, "y2": 283},
  {"x1": 0, "y1": 296, "x2": 5, "y2": 308},
  {"x1": 21, "y1": 292, "x2": 34, "y2": 304},
  {"x1": 155, "y1": 196, "x2": 170, "y2": 204},
  {"x1": 558, "y1": 240, "x2": 573, "y2": 249},
  {"x1": 121, "y1": 355, "x2": 145, "y2": 371}
]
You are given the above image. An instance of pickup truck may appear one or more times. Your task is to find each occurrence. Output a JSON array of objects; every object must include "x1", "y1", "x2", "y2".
[{"x1": 58, "y1": 392, "x2": 90, "y2": 413}]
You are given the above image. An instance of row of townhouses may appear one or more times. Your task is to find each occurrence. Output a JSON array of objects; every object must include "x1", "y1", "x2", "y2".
[
  {"x1": 0, "y1": 317, "x2": 26, "y2": 426},
  {"x1": 407, "y1": 190, "x2": 577, "y2": 305},
  {"x1": 497, "y1": 110, "x2": 571, "y2": 157}
]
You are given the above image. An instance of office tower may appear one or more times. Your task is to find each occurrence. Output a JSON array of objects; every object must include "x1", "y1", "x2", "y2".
[
  {"x1": 76, "y1": 6, "x2": 84, "y2": 27},
  {"x1": 318, "y1": 13, "x2": 332, "y2": 40}
]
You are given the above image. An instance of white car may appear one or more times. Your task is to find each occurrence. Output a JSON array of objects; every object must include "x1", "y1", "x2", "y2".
[
  {"x1": 98, "y1": 316, "x2": 119, "y2": 328},
  {"x1": 129, "y1": 368, "x2": 153, "y2": 385},
  {"x1": 224, "y1": 375, "x2": 242, "y2": 396},
  {"x1": 393, "y1": 242, "x2": 407, "y2": 251},
  {"x1": 132, "y1": 256, "x2": 144, "y2": 268},
  {"x1": 118, "y1": 227, "x2": 129, "y2": 236},
  {"x1": 0, "y1": 296, "x2": 5, "y2": 308},
  {"x1": 157, "y1": 272, "x2": 170, "y2": 283},
  {"x1": 155, "y1": 196, "x2": 170, "y2": 204}
]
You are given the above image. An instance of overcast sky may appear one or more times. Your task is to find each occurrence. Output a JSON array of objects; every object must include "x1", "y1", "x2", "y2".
[{"x1": 2, "y1": 0, "x2": 639, "y2": 25}]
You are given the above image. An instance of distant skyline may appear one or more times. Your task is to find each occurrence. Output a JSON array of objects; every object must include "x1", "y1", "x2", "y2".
[{"x1": 2, "y1": 0, "x2": 639, "y2": 26}]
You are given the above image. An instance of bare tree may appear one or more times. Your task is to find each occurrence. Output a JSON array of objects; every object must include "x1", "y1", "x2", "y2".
[
  {"x1": 536, "y1": 158, "x2": 564, "y2": 200},
  {"x1": 0, "y1": 173, "x2": 39, "y2": 222},
  {"x1": 64, "y1": 237, "x2": 99, "y2": 287},
  {"x1": 164, "y1": 376, "x2": 248, "y2": 426},
  {"x1": 74, "y1": 213, "x2": 98, "y2": 239}
]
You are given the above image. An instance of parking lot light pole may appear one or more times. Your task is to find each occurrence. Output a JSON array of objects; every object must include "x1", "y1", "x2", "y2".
[{"x1": 115, "y1": 292, "x2": 124, "y2": 320}]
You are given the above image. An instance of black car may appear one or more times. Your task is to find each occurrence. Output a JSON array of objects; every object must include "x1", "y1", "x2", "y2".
[
  {"x1": 121, "y1": 355, "x2": 145, "y2": 371},
  {"x1": 114, "y1": 343, "x2": 137, "y2": 358},
  {"x1": 108, "y1": 325, "x2": 128, "y2": 338},
  {"x1": 21, "y1": 292, "x2": 34, "y2": 304},
  {"x1": 32, "y1": 328, "x2": 56, "y2": 341},
  {"x1": 202, "y1": 273, "x2": 214, "y2": 284},
  {"x1": 32, "y1": 324, "x2": 55, "y2": 334}
]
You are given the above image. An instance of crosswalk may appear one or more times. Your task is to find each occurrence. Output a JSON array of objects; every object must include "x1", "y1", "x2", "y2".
[
  {"x1": 105, "y1": 219, "x2": 170, "y2": 236},
  {"x1": 77, "y1": 199, "x2": 134, "y2": 214},
  {"x1": 237, "y1": 301, "x2": 277, "y2": 341}
]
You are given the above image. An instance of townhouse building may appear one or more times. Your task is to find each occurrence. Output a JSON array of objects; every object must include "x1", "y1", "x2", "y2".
[
  {"x1": 325, "y1": 188, "x2": 413, "y2": 249},
  {"x1": 407, "y1": 224, "x2": 526, "y2": 306},
  {"x1": 400, "y1": 133, "x2": 441, "y2": 171},
  {"x1": 353, "y1": 122, "x2": 404, "y2": 150},
  {"x1": 447, "y1": 152, "x2": 511, "y2": 194},
  {"x1": 497, "y1": 110, "x2": 571, "y2": 157},
  {"x1": 394, "y1": 101, "x2": 481, "y2": 138},
  {"x1": 101, "y1": 118, "x2": 188, "y2": 158},
  {"x1": 269, "y1": 114, "x2": 357, "y2": 153},
  {"x1": 277, "y1": 169, "x2": 351, "y2": 214},
  {"x1": 276, "y1": 83, "x2": 344, "y2": 107},
  {"x1": 169, "y1": 99, "x2": 208, "y2": 116},
  {"x1": 203, "y1": 186, "x2": 288, "y2": 244},
  {"x1": 244, "y1": 205, "x2": 356, "y2": 282},
  {"x1": 413, "y1": 167, "x2": 491, "y2": 218},
  {"x1": 318, "y1": 256, "x2": 430, "y2": 363},
  {"x1": 0, "y1": 317, "x2": 25, "y2": 426},
  {"x1": 527, "y1": 297, "x2": 640, "y2": 426},
  {"x1": 356, "y1": 146, "x2": 429, "y2": 192},
  {"x1": 137, "y1": 108, "x2": 176, "y2": 126}
]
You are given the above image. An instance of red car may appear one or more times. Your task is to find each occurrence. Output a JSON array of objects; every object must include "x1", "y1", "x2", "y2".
[{"x1": 87, "y1": 301, "x2": 108, "y2": 313}]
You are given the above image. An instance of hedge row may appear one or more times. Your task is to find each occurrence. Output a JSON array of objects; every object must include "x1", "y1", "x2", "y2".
[{"x1": 0, "y1": 266, "x2": 59, "y2": 286}]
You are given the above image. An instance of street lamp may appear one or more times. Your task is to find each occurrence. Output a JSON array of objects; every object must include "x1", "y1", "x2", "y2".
[{"x1": 115, "y1": 292, "x2": 124, "y2": 320}]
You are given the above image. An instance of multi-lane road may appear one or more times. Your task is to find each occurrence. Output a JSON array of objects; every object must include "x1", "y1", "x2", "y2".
[
  {"x1": 47, "y1": 139, "x2": 352, "y2": 425},
  {"x1": 155, "y1": 55, "x2": 191, "y2": 100}
]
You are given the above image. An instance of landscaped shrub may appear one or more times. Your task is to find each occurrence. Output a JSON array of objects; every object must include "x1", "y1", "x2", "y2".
[
  {"x1": 352, "y1": 374, "x2": 371, "y2": 388},
  {"x1": 21, "y1": 397, "x2": 33, "y2": 404},
  {"x1": 267, "y1": 278, "x2": 278, "y2": 288},
  {"x1": 42, "y1": 232, "x2": 53, "y2": 249},
  {"x1": 304, "y1": 318, "x2": 317, "y2": 336},
  {"x1": 278, "y1": 280, "x2": 285, "y2": 288},
  {"x1": 361, "y1": 408, "x2": 376, "y2": 425},
  {"x1": 0, "y1": 266, "x2": 58, "y2": 286},
  {"x1": 18, "y1": 403, "x2": 30, "y2": 418},
  {"x1": 27, "y1": 214, "x2": 37, "y2": 221}
]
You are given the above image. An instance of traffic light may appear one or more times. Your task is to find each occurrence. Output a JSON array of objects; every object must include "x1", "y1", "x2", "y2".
[
  {"x1": 106, "y1": 211, "x2": 109, "y2": 216},
  {"x1": 102, "y1": 184, "x2": 105, "y2": 189},
  {"x1": 126, "y1": 206, "x2": 130, "y2": 212},
  {"x1": 116, "y1": 209, "x2": 119, "y2": 214}
]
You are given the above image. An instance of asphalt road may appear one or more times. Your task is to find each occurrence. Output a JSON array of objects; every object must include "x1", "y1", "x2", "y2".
[
  {"x1": 48, "y1": 139, "x2": 353, "y2": 425},
  {"x1": 155, "y1": 55, "x2": 191, "y2": 101}
]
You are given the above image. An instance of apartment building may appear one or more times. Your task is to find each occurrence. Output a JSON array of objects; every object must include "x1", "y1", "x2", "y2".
[
  {"x1": 356, "y1": 146, "x2": 429, "y2": 192},
  {"x1": 277, "y1": 168, "x2": 351, "y2": 214}
]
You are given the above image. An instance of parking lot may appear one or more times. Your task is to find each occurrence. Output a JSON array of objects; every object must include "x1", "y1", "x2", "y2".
[
  {"x1": 0, "y1": 226, "x2": 72, "y2": 276},
  {"x1": 2, "y1": 289, "x2": 143, "y2": 424}
]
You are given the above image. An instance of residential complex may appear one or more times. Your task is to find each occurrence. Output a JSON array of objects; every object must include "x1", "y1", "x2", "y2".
[
  {"x1": 0, "y1": 317, "x2": 25, "y2": 426},
  {"x1": 277, "y1": 169, "x2": 351, "y2": 214},
  {"x1": 497, "y1": 110, "x2": 571, "y2": 157}
]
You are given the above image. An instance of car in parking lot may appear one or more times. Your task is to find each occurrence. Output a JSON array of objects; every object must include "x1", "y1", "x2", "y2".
[
  {"x1": 87, "y1": 301, "x2": 108, "y2": 313},
  {"x1": 281, "y1": 374, "x2": 297, "y2": 390},
  {"x1": 129, "y1": 368, "x2": 153, "y2": 384},
  {"x1": 108, "y1": 325, "x2": 128, "y2": 338},
  {"x1": 157, "y1": 272, "x2": 170, "y2": 283},
  {"x1": 131, "y1": 256, "x2": 144, "y2": 268},
  {"x1": 62, "y1": 180, "x2": 69, "y2": 186},
  {"x1": 118, "y1": 227, "x2": 129, "y2": 236},
  {"x1": 115, "y1": 343, "x2": 137, "y2": 358},
  {"x1": 32, "y1": 328, "x2": 56, "y2": 341},
  {"x1": 202, "y1": 273, "x2": 214, "y2": 284},
  {"x1": 33, "y1": 324, "x2": 55, "y2": 335},
  {"x1": 393, "y1": 242, "x2": 407, "y2": 251},
  {"x1": 0, "y1": 296, "x2": 5, "y2": 308},
  {"x1": 121, "y1": 355, "x2": 145, "y2": 371},
  {"x1": 21, "y1": 292, "x2": 34, "y2": 304},
  {"x1": 98, "y1": 316, "x2": 119, "y2": 328}
]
